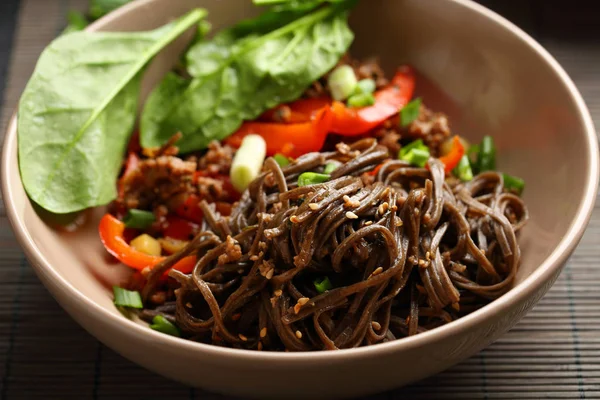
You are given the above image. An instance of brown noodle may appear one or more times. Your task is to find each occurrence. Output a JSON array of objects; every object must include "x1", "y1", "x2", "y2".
[{"x1": 139, "y1": 138, "x2": 528, "y2": 351}]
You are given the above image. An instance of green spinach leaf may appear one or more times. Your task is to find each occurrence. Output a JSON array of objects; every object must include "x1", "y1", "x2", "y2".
[
  {"x1": 18, "y1": 9, "x2": 207, "y2": 214},
  {"x1": 140, "y1": 5, "x2": 353, "y2": 153}
]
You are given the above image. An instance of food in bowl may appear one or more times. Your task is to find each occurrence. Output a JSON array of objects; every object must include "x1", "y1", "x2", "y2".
[{"x1": 17, "y1": 0, "x2": 528, "y2": 351}]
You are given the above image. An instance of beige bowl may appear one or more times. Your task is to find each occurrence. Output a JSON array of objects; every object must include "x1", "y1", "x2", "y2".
[{"x1": 2, "y1": 0, "x2": 598, "y2": 398}]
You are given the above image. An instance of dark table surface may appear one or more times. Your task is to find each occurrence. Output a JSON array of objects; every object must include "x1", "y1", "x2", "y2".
[{"x1": 0, "y1": 0, "x2": 599, "y2": 399}]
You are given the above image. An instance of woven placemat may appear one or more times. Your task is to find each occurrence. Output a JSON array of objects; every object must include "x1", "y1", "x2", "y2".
[{"x1": 1, "y1": 1, "x2": 599, "y2": 398}]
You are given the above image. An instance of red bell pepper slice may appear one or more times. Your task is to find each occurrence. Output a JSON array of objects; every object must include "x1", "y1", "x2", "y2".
[
  {"x1": 438, "y1": 136, "x2": 465, "y2": 174},
  {"x1": 330, "y1": 66, "x2": 416, "y2": 136},
  {"x1": 99, "y1": 214, "x2": 196, "y2": 273},
  {"x1": 174, "y1": 194, "x2": 204, "y2": 224},
  {"x1": 225, "y1": 106, "x2": 334, "y2": 158},
  {"x1": 164, "y1": 215, "x2": 199, "y2": 241}
]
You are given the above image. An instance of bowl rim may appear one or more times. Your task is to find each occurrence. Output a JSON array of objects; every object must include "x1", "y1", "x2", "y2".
[{"x1": 2, "y1": 0, "x2": 598, "y2": 364}]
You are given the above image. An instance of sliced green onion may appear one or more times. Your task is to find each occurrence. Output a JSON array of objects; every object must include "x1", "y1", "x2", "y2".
[
  {"x1": 123, "y1": 209, "x2": 155, "y2": 229},
  {"x1": 273, "y1": 153, "x2": 290, "y2": 167},
  {"x1": 230, "y1": 134, "x2": 267, "y2": 192},
  {"x1": 298, "y1": 172, "x2": 330, "y2": 187},
  {"x1": 399, "y1": 97, "x2": 422, "y2": 127},
  {"x1": 150, "y1": 315, "x2": 181, "y2": 337},
  {"x1": 113, "y1": 287, "x2": 143, "y2": 309},
  {"x1": 453, "y1": 155, "x2": 474, "y2": 181},
  {"x1": 314, "y1": 277, "x2": 333, "y2": 293},
  {"x1": 323, "y1": 162, "x2": 340, "y2": 175},
  {"x1": 478, "y1": 136, "x2": 496, "y2": 172},
  {"x1": 503, "y1": 173, "x2": 525, "y2": 194},
  {"x1": 328, "y1": 65, "x2": 358, "y2": 101},
  {"x1": 399, "y1": 139, "x2": 430, "y2": 167},
  {"x1": 346, "y1": 92, "x2": 376, "y2": 108},
  {"x1": 355, "y1": 78, "x2": 376, "y2": 95}
]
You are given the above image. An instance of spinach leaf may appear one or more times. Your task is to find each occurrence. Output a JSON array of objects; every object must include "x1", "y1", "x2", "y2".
[
  {"x1": 18, "y1": 9, "x2": 207, "y2": 214},
  {"x1": 140, "y1": 5, "x2": 353, "y2": 153}
]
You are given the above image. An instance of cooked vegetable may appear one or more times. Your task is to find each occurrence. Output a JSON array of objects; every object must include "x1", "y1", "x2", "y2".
[
  {"x1": 113, "y1": 287, "x2": 143, "y2": 308},
  {"x1": 478, "y1": 135, "x2": 496, "y2": 171},
  {"x1": 399, "y1": 97, "x2": 422, "y2": 127},
  {"x1": 355, "y1": 78, "x2": 376, "y2": 95},
  {"x1": 328, "y1": 65, "x2": 358, "y2": 101},
  {"x1": 130, "y1": 234, "x2": 162, "y2": 257},
  {"x1": 141, "y1": 4, "x2": 353, "y2": 153},
  {"x1": 298, "y1": 172, "x2": 330, "y2": 186},
  {"x1": 323, "y1": 162, "x2": 339, "y2": 174},
  {"x1": 230, "y1": 134, "x2": 267, "y2": 192},
  {"x1": 123, "y1": 209, "x2": 155, "y2": 229},
  {"x1": 158, "y1": 237, "x2": 189, "y2": 254},
  {"x1": 18, "y1": 9, "x2": 207, "y2": 214},
  {"x1": 273, "y1": 154, "x2": 291, "y2": 167},
  {"x1": 225, "y1": 106, "x2": 333, "y2": 157},
  {"x1": 399, "y1": 139, "x2": 430, "y2": 167},
  {"x1": 503, "y1": 173, "x2": 525, "y2": 194},
  {"x1": 99, "y1": 214, "x2": 196, "y2": 273},
  {"x1": 314, "y1": 277, "x2": 333, "y2": 293},
  {"x1": 347, "y1": 92, "x2": 376, "y2": 108},
  {"x1": 330, "y1": 67, "x2": 416, "y2": 135},
  {"x1": 454, "y1": 155, "x2": 474, "y2": 181},
  {"x1": 150, "y1": 315, "x2": 181, "y2": 337},
  {"x1": 438, "y1": 136, "x2": 465, "y2": 173},
  {"x1": 440, "y1": 135, "x2": 470, "y2": 157}
]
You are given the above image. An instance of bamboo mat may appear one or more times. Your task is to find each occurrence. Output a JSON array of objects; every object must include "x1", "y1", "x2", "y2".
[{"x1": 1, "y1": 0, "x2": 599, "y2": 399}]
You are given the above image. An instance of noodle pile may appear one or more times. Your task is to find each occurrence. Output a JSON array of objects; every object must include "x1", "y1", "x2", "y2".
[{"x1": 139, "y1": 138, "x2": 528, "y2": 351}]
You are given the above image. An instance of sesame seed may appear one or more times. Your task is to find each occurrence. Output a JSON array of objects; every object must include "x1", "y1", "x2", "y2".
[
  {"x1": 371, "y1": 321, "x2": 382, "y2": 331},
  {"x1": 382, "y1": 187, "x2": 390, "y2": 197},
  {"x1": 274, "y1": 289, "x2": 283, "y2": 297},
  {"x1": 295, "y1": 330, "x2": 303, "y2": 339},
  {"x1": 294, "y1": 304, "x2": 302, "y2": 314},
  {"x1": 250, "y1": 255, "x2": 259, "y2": 261},
  {"x1": 266, "y1": 269, "x2": 274, "y2": 280},
  {"x1": 378, "y1": 202, "x2": 389, "y2": 215},
  {"x1": 186, "y1": 302, "x2": 193, "y2": 308},
  {"x1": 452, "y1": 303, "x2": 460, "y2": 311},
  {"x1": 418, "y1": 259, "x2": 427, "y2": 268},
  {"x1": 239, "y1": 334, "x2": 248, "y2": 341},
  {"x1": 232, "y1": 313, "x2": 241, "y2": 321},
  {"x1": 425, "y1": 251, "x2": 431, "y2": 260},
  {"x1": 257, "y1": 342, "x2": 263, "y2": 351},
  {"x1": 395, "y1": 217, "x2": 403, "y2": 227},
  {"x1": 372, "y1": 267, "x2": 383, "y2": 276},
  {"x1": 260, "y1": 327, "x2": 267, "y2": 338},
  {"x1": 391, "y1": 205, "x2": 398, "y2": 212},
  {"x1": 308, "y1": 203, "x2": 319, "y2": 210},
  {"x1": 346, "y1": 211, "x2": 358, "y2": 219},
  {"x1": 290, "y1": 216, "x2": 299, "y2": 223},
  {"x1": 141, "y1": 267, "x2": 151, "y2": 278},
  {"x1": 343, "y1": 195, "x2": 351, "y2": 202},
  {"x1": 297, "y1": 297, "x2": 310, "y2": 306},
  {"x1": 365, "y1": 221, "x2": 373, "y2": 226}
]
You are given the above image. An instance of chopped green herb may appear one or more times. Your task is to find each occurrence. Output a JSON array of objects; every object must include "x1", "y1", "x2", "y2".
[
  {"x1": 113, "y1": 287, "x2": 143, "y2": 309},
  {"x1": 355, "y1": 78, "x2": 376, "y2": 94},
  {"x1": 328, "y1": 65, "x2": 358, "y2": 101},
  {"x1": 399, "y1": 139, "x2": 430, "y2": 167},
  {"x1": 123, "y1": 209, "x2": 155, "y2": 229},
  {"x1": 230, "y1": 134, "x2": 267, "y2": 192},
  {"x1": 503, "y1": 173, "x2": 525, "y2": 194},
  {"x1": 453, "y1": 155, "x2": 473, "y2": 181},
  {"x1": 346, "y1": 92, "x2": 375, "y2": 108},
  {"x1": 150, "y1": 315, "x2": 181, "y2": 337},
  {"x1": 399, "y1": 97, "x2": 422, "y2": 127},
  {"x1": 273, "y1": 153, "x2": 290, "y2": 167},
  {"x1": 298, "y1": 172, "x2": 330, "y2": 186},
  {"x1": 314, "y1": 276, "x2": 333, "y2": 293},
  {"x1": 323, "y1": 162, "x2": 339, "y2": 174},
  {"x1": 478, "y1": 136, "x2": 496, "y2": 172}
]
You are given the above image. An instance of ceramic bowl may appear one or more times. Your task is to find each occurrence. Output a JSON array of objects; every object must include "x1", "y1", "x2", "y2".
[{"x1": 2, "y1": 0, "x2": 598, "y2": 398}]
